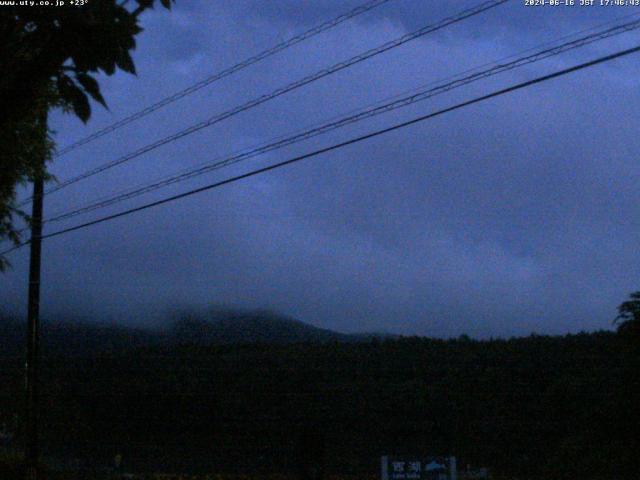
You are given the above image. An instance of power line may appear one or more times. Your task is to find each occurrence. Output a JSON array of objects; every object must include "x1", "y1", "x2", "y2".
[
  {"x1": 23, "y1": 0, "x2": 509, "y2": 205},
  {"x1": 42, "y1": 10, "x2": 640, "y2": 223},
  {"x1": 4, "y1": 43, "x2": 639, "y2": 256},
  {"x1": 41, "y1": 17, "x2": 640, "y2": 225},
  {"x1": 54, "y1": 0, "x2": 394, "y2": 158}
]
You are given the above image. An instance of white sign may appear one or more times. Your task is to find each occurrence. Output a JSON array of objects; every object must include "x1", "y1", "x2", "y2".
[{"x1": 381, "y1": 455, "x2": 457, "y2": 480}]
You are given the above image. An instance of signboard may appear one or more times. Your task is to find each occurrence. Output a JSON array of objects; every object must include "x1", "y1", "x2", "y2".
[{"x1": 381, "y1": 456, "x2": 457, "y2": 480}]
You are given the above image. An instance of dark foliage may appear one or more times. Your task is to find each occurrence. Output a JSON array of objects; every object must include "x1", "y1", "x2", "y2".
[
  {"x1": 615, "y1": 291, "x2": 640, "y2": 340},
  {"x1": 0, "y1": 0, "x2": 175, "y2": 125},
  {"x1": 0, "y1": 312, "x2": 637, "y2": 479},
  {"x1": 0, "y1": 1, "x2": 174, "y2": 259}
]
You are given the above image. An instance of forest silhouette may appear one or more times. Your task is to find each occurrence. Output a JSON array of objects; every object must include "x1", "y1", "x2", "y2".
[{"x1": 1, "y1": 304, "x2": 638, "y2": 479}]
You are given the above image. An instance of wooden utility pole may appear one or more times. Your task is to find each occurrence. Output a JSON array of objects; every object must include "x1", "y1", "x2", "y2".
[{"x1": 24, "y1": 112, "x2": 46, "y2": 480}]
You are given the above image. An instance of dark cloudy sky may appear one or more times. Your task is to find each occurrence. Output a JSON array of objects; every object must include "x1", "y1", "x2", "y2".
[{"x1": 2, "y1": 0, "x2": 640, "y2": 337}]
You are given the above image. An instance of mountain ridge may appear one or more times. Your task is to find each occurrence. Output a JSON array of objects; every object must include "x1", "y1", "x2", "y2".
[{"x1": 0, "y1": 308, "x2": 393, "y2": 357}]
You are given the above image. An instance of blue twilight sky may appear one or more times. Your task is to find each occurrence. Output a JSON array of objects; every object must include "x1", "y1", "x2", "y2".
[{"x1": 2, "y1": 0, "x2": 640, "y2": 337}]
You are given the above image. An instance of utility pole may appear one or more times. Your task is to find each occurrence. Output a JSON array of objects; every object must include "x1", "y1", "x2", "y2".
[{"x1": 24, "y1": 110, "x2": 47, "y2": 480}]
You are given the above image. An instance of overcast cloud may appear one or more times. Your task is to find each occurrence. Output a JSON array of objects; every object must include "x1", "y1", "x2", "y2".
[{"x1": 2, "y1": 0, "x2": 639, "y2": 337}]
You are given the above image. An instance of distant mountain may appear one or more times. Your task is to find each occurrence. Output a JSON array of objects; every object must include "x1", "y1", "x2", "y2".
[
  {"x1": 167, "y1": 309, "x2": 351, "y2": 345},
  {"x1": 0, "y1": 314, "x2": 159, "y2": 357},
  {"x1": 0, "y1": 309, "x2": 390, "y2": 357}
]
